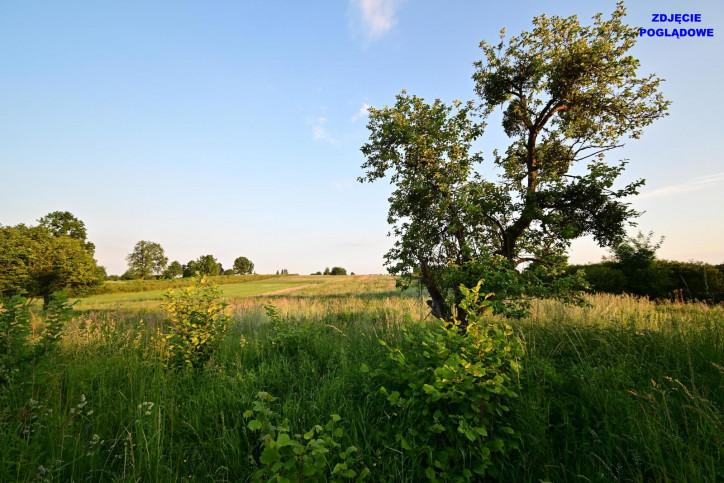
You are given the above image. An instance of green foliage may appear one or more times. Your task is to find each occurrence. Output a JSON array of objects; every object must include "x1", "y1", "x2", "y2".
[
  {"x1": 162, "y1": 261, "x2": 183, "y2": 279},
  {"x1": 233, "y1": 256, "x2": 255, "y2": 275},
  {"x1": 159, "y1": 275, "x2": 230, "y2": 369},
  {"x1": 126, "y1": 240, "x2": 168, "y2": 280},
  {"x1": 262, "y1": 303, "x2": 325, "y2": 358},
  {"x1": 0, "y1": 293, "x2": 76, "y2": 385},
  {"x1": 245, "y1": 392, "x2": 370, "y2": 482},
  {"x1": 0, "y1": 295, "x2": 31, "y2": 380},
  {"x1": 368, "y1": 282, "x2": 524, "y2": 480},
  {"x1": 183, "y1": 255, "x2": 222, "y2": 277},
  {"x1": 658, "y1": 260, "x2": 724, "y2": 303},
  {"x1": 0, "y1": 276, "x2": 721, "y2": 481},
  {"x1": 38, "y1": 210, "x2": 95, "y2": 254},
  {"x1": 359, "y1": 3, "x2": 669, "y2": 323},
  {"x1": 571, "y1": 232, "x2": 724, "y2": 302},
  {"x1": 330, "y1": 267, "x2": 347, "y2": 276},
  {"x1": 0, "y1": 223, "x2": 105, "y2": 304}
]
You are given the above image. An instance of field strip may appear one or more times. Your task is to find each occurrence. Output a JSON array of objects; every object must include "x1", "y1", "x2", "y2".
[{"x1": 255, "y1": 283, "x2": 318, "y2": 296}]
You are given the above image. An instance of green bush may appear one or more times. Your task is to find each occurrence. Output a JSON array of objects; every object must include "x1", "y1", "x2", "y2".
[
  {"x1": 659, "y1": 260, "x2": 724, "y2": 303},
  {"x1": 366, "y1": 282, "x2": 524, "y2": 480},
  {"x1": 158, "y1": 275, "x2": 230, "y2": 369},
  {"x1": 0, "y1": 293, "x2": 75, "y2": 385},
  {"x1": 244, "y1": 392, "x2": 369, "y2": 482}
]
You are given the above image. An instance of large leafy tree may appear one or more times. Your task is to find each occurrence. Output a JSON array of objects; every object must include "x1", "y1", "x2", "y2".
[
  {"x1": 232, "y1": 256, "x2": 254, "y2": 275},
  {"x1": 0, "y1": 223, "x2": 105, "y2": 306},
  {"x1": 359, "y1": 3, "x2": 669, "y2": 323},
  {"x1": 38, "y1": 210, "x2": 95, "y2": 254},
  {"x1": 126, "y1": 241, "x2": 168, "y2": 280}
]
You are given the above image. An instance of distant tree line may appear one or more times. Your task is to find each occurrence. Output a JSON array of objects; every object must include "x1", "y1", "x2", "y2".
[
  {"x1": 122, "y1": 241, "x2": 255, "y2": 280},
  {"x1": 311, "y1": 267, "x2": 348, "y2": 276},
  {"x1": 569, "y1": 232, "x2": 724, "y2": 303}
]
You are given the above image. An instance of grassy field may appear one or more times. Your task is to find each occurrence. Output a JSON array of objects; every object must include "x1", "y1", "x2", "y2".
[
  {"x1": 75, "y1": 275, "x2": 329, "y2": 310},
  {"x1": 2, "y1": 275, "x2": 722, "y2": 481}
]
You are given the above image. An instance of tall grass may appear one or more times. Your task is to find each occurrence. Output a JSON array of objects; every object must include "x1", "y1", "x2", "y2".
[{"x1": 1, "y1": 278, "x2": 721, "y2": 481}]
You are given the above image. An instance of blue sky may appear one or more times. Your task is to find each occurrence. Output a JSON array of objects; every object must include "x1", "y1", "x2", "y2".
[{"x1": 1, "y1": 0, "x2": 722, "y2": 275}]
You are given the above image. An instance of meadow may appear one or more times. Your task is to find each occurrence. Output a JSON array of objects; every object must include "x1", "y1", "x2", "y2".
[{"x1": 1, "y1": 275, "x2": 722, "y2": 482}]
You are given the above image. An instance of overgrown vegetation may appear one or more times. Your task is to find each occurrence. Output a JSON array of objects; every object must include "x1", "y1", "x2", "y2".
[
  {"x1": 1, "y1": 276, "x2": 721, "y2": 481},
  {"x1": 366, "y1": 282, "x2": 524, "y2": 480},
  {"x1": 570, "y1": 232, "x2": 724, "y2": 302}
]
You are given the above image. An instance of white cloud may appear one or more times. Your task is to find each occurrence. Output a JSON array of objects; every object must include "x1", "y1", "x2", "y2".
[
  {"x1": 349, "y1": 0, "x2": 405, "y2": 42},
  {"x1": 350, "y1": 103, "x2": 371, "y2": 122},
  {"x1": 313, "y1": 126, "x2": 328, "y2": 140},
  {"x1": 311, "y1": 119, "x2": 339, "y2": 144},
  {"x1": 637, "y1": 172, "x2": 724, "y2": 199}
]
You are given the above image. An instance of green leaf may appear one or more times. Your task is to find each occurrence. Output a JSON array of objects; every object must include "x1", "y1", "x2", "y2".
[
  {"x1": 247, "y1": 420, "x2": 262, "y2": 431},
  {"x1": 276, "y1": 432, "x2": 291, "y2": 446},
  {"x1": 400, "y1": 436, "x2": 411, "y2": 451},
  {"x1": 259, "y1": 448, "x2": 279, "y2": 465}
]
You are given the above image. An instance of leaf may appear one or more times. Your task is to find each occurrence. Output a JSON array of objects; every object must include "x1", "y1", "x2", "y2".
[
  {"x1": 400, "y1": 436, "x2": 412, "y2": 451},
  {"x1": 359, "y1": 363, "x2": 370, "y2": 373},
  {"x1": 247, "y1": 420, "x2": 262, "y2": 431},
  {"x1": 276, "y1": 432, "x2": 291, "y2": 447},
  {"x1": 259, "y1": 448, "x2": 279, "y2": 465}
]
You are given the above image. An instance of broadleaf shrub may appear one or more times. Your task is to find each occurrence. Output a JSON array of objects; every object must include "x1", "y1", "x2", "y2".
[
  {"x1": 369, "y1": 281, "x2": 524, "y2": 480},
  {"x1": 159, "y1": 275, "x2": 230, "y2": 369},
  {"x1": 244, "y1": 392, "x2": 370, "y2": 482}
]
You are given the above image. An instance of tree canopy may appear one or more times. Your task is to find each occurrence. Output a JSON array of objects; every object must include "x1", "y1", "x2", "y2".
[
  {"x1": 38, "y1": 211, "x2": 95, "y2": 254},
  {"x1": 183, "y1": 255, "x2": 222, "y2": 277},
  {"x1": 163, "y1": 261, "x2": 184, "y2": 279},
  {"x1": 233, "y1": 256, "x2": 254, "y2": 275},
  {"x1": 126, "y1": 241, "x2": 168, "y2": 280},
  {"x1": 0, "y1": 220, "x2": 105, "y2": 305},
  {"x1": 359, "y1": 3, "x2": 669, "y2": 323}
]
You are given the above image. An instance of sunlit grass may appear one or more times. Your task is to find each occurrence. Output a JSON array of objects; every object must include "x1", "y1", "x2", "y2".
[{"x1": 2, "y1": 276, "x2": 721, "y2": 481}]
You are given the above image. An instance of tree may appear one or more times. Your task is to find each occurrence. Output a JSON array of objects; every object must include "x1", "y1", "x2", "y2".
[
  {"x1": 233, "y1": 256, "x2": 255, "y2": 275},
  {"x1": 323, "y1": 267, "x2": 330, "y2": 276},
  {"x1": 359, "y1": 3, "x2": 669, "y2": 323},
  {"x1": 183, "y1": 255, "x2": 221, "y2": 277},
  {"x1": 126, "y1": 241, "x2": 168, "y2": 280},
  {"x1": 330, "y1": 267, "x2": 347, "y2": 275},
  {"x1": 0, "y1": 223, "x2": 105, "y2": 306},
  {"x1": 163, "y1": 261, "x2": 184, "y2": 279},
  {"x1": 611, "y1": 231, "x2": 669, "y2": 297},
  {"x1": 38, "y1": 210, "x2": 95, "y2": 254}
]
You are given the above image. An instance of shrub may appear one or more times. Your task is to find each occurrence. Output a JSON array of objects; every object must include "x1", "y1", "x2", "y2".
[
  {"x1": 0, "y1": 293, "x2": 75, "y2": 385},
  {"x1": 366, "y1": 281, "x2": 524, "y2": 480},
  {"x1": 244, "y1": 392, "x2": 369, "y2": 482},
  {"x1": 159, "y1": 275, "x2": 230, "y2": 369}
]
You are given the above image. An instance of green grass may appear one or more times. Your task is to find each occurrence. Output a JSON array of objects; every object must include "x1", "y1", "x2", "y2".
[
  {"x1": 2, "y1": 276, "x2": 722, "y2": 481},
  {"x1": 74, "y1": 275, "x2": 328, "y2": 310}
]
